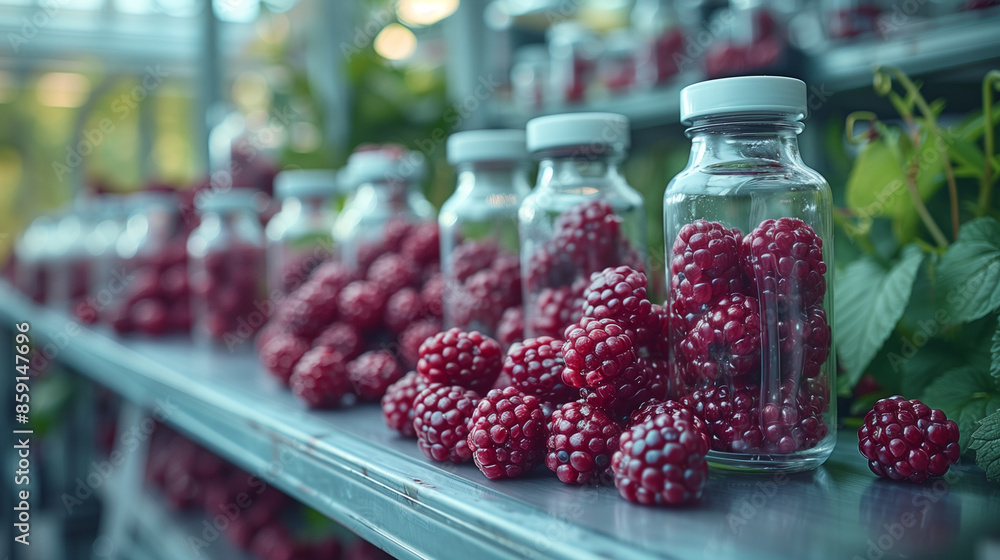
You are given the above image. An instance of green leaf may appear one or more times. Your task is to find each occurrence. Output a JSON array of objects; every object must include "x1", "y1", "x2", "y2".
[
  {"x1": 970, "y1": 411, "x2": 1000, "y2": 482},
  {"x1": 992, "y1": 316, "x2": 1000, "y2": 384},
  {"x1": 949, "y1": 137, "x2": 986, "y2": 171},
  {"x1": 922, "y1": 366, "x2": 1000, "y2": 450},
  {"x1": 836, "y1": 245, "x2": 925, "y2": 388},
  {"x1": 937, "y1": 218, "x2": 1000, "y2": 324},
  {"x1": 899, "y1": 340, "x2": 963, "y2": 397}
]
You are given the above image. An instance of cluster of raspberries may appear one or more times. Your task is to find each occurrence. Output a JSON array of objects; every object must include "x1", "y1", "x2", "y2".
[
  {"x1": 380, "y1": 264, "x2": 710, "y2": 506},
  {"x1": 256, "y1": 218, "x2": 444, "y2": 409},
  {"x1": 443, "y1": 239, "x2": 522, "y2": 337},
  {"x1": 669, "y1": 218, "x2": 832, "y2": 455}
]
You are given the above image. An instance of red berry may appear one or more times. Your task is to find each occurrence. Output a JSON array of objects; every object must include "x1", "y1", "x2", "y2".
[
  {"x1": 398, "y1": 320, "x2": 442, "y2": 368},
  {"x1": 381, "y1": 371, "x2": 428, "y2": 437},
  {"x1": 399, "y1": 222, "x2": 440, "y2": 265},
  {"x1": 260, "y1": 333, "x2": 311, "y2": 385},
  {"x1": 579, "y1": 356, "x2": 668, "y2": 422},
  {"x1": 496, "y1": 307, "x2": 524, "y2": 350},
  {"x1": 552, "y1": 200, "x2": 625, "y2": 274},
  {"x1": 283, "y1": 280, "x2": 341, "y2": 338},
  {"x1": 289, "y1": 347, "x2": 353, "y2": 408},
  {"x1": 468, "y1": 387, "x2": 547, "y2": 479},
  {"x1": 741, "y1": 217, "x2": 827, "y2": 308},
  {"x1": 132, "y1": 298, "x2": 170, "y2": 336},
  {"x1": 582, "y1": 265, "x2": 651, "y2": 332},
  {"x1": 337, "y1": 281, "x2": 385, "y2": 330},
  {"x1": 412, "y1": 384, "x2": 479, "y2": 463},
  {"x1": 347, "y1": 351, "x2": 404, "y2": 401},
  {"x1": 669, "y1": 220, "x2": 745, "y2": 333},
  {"x1": 858, "y1": 396, "x2": 960, "y2": 483},
  {"x1": 367, "y1": 253, "x2": 421, "y2": 295},
  {"x1": 612, "y1": 413, "x2": 708, "y2": 506},
  {"x1": 776, "y1": 304, "x2": 831, "y2": 380},
  {"x1": 312, "y1": 321, "x2": 364, "y2": 360},
  {"x1": 545, "y1": 401, "x2": 621, "y2": 485},
  {"x1": 503, "y1": 336, "x2": 576, "y2": 404},
  {"x1": 561, "y1": 317, "x2": 636, "y2": 389},
  {"x1": 679, "y1": 294, "x2": 761, "y2": 386},
  {"x1": 420, "y1": 273, "x2": 445, "y2": 319},
  {"x1": 628, "y1": 399, "x2": 710, "y2": 450},
  {"x1": 449, "y1": 270, "x2": 506, "y2": 332},
  {"x1": 309, "y1": 260, "x2": 356, "y2": 291},
  {"x1": 384, "y1": 288, "x2": 426, "y2": 333},
  {"x1": 451, "y1": 239, "x2": 499, "y2": 282},
  {"x1": 529, "y1": 283, "x2": 586, "y2": 339},
  {"x1": 417, "y1": 328, "x2": 503, "y2": 391}
]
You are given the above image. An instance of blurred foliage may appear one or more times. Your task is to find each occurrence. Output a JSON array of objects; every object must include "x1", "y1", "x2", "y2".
[{"x1": 833, "y1": 67, "x2": 1000, "y2": 477}]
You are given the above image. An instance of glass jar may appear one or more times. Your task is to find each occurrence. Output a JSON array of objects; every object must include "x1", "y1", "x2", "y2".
[
  {"x1": 108, "y1": 193, "x2": 188, "y2": 335},
  {"x1": 519, "y1": 113, "x2": 647, "y2": 339},
  {"x1": 547, "y1": 22, "x2": 600, "y2": 104},
  {"x1": 511, "y1": 45, "x2": 549, "y2": 113},
  {"x1": 14, "y1": 214, "x2": 58, "y2": 304},
  {"x1": 597, "y1": 31, "x2": 637, "y2": 94},
  {"x1": 266, "y1": 169, "x2": 340, "y2": 297},
  {"x1": 333, "y1": 146, "x2": 433, "y2": 272},
  {"x1": 441, "y1": 130, "x2": 530, "y2": 336},
  {"x1": 631, "y1": 0, "x2": 687, "y2": 88},
  {"x1": 664, "y1": 76, "x2": 835, "y2": 471},
  {"x1": 77, "y1": 195, "x2": 130, "y2": 324},
  {"x1": 188, "y1": 190, "x2": 266, "y2": 349},
  {"x1": 48, "y1": 201, "x2": 98, "y2": 313},
  {"x1": 704, "y1": 0, "x2": 785, "y2": 79}
]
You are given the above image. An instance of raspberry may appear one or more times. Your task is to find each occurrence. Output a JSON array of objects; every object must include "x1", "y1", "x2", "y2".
[
  {"x1": 449, "y1": 271, "x2": 506, "y2": 331},
  {"x1": 468, "y1": 387, "x2": 547, "y2": 479},
  {"x1": 525, "y1": 245, "x2": 576, "y2": 290},
  {"x1": 612, "y1": 413, "x2": 708, "y2": 506},
  {"x1": 347, "y1": 351, "x2": 404, "y2": 401},
  {"x1": 260, "y1": 333, "x2": 311, "y2": 385},
  {"x1": 312, "y1": 322, "x2": 364, "y2": 360},
  {"x1": 628, "y1": 399, "x2": 710, "y2": 450},
  {"x1": 417, "y1": 328, "x2": 503, "y2": 391},
  {"x1": 545, "y1": 401, "x2": 621, "y2": 485},
  {"x1": 858, "y1": 396, "x2": 960, "y2": 483},
  {"x1": 381, "y1": 371, "x2": 428, "y2": 437},
  {"x1": 579, "y1": 356, "x2": 668, "y2": 422},
  {"x1": 289, "y1": 347, "x2": 353, "y2": 408},
  {"x1": 741, "y1": 217, "x2": 827, "y2": 308},
  {"x1": 582, "y1": 266, "x2": 651, "y2": 331},
  {"x1": 309, "y1": 261, "x2": 356, "y2": 291},
  {"x1": 412, "y1": 384, "x2": 479, "y2": 463},
  {"x1": 503, "y1": 337, "x2": 576, "y2": 404},
  {"x1": 679, "y1": 294, "x2": 761, "y2": 386},
  {"x1": 283, "y1": 280, "x2": 341, "y2": 338},
  {"x1": 451, "y1": 239, "x2": 498, "y2": 282},
  {"x1": 561, "y1": 317, "x2": 636, "y2": 389},
  {"x1": 669, "y1": 220, "x2": 745, "y2": 333},
  {"x1": 631, "y1": 303, "x2": 667, "y2": 356},
  {"x1": 420, "y1": 274, "x2": 445, "y2": 319},
  {"x1": 552, "y1": 200, "x2": 624, "y2": 273},
  {"x1": 776, "y1": 304, "x2": 831, "y2": 380},
  {"x1": 384, "y1": 288, "x2": 425, "y2": 333},
  {"x1": 337, "y1": 281, "x2": 385, "y2": 330},
  {"x1": 491, "y1": 254, "x2": 523, "y2": 308},
  {"x1": 398, "y1": 320, "x2": 442, "y2": 368},
  {"x1": 529, "y1": 284, "x2": 585, "y2": 339},
  {"x1": 400, "y1": 222, "x2": 440, "y2": 265},
  {"x1": 367, "y1": 253, "x2": 420, "y2": 295},
  {"x1": 132, "y1": 298, "x2": 169, "y2": 336},
  {"x1": 496, "y1": 307, "x2": 524, "y2": 350}
]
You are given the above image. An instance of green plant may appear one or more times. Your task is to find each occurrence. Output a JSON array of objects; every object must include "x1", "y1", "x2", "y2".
[{"x1": 835, "y1": 67, "x2": 1000, "y2": 480}]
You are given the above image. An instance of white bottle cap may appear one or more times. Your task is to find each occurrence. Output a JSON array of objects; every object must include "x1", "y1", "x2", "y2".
[
  {"x1": 274, "y1": 169, "x2": 340, "y2": 199},
  {"x1": 195, "y1": 188, "x2": 258, "y2": 213},
  {"x1": 526, "y1": 112, "x2": 630, "y2": 153},
  {"x1": 680, "y1": 76, "x2": 808, "y2": 125},
  {"x1": 344, "y1": 147, "x2": 426, "y2": 188},
  {"x1": 447, "y1": 130, "x2": 527, "y2": 165}
]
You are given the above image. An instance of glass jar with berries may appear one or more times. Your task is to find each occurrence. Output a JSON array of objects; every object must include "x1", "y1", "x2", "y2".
[
  {"x1": 664, "y1": 76, "x2": 835, "y2": 471},
  {"x1": 14, "y1": 214, "x2": 58, "y2": 304},
  {"x1": 76, "y1": 195, "x2": 130, "y2": 324},
  {"x1": 47, "y1": 200, "x2": 99, "y2": 313},
  {"x1": 631, "y1": 0, "x2": 687, "y2": 88},
  {"x1": 440, "y1": 129, "x2": 530, "y2": 337},
  {"x1": 333, "y1": 146, "x2": 434, "y2": 273},
  {"x1": 266, "y1": 169, "x2": 340, "y2": 297},
  {"x1": 188, "y1": 190, "x2": 267, "y2": 349},
  {"x1": 519, "y1": 112, "x2": 647, "y2": 340},
  {"x1": 547, "y1": 22, "x2": 600, "y2": 105}
]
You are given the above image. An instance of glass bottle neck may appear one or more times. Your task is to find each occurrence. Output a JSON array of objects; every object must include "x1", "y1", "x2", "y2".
[
  {"x1": 535, "y1": 152, "x2": 625, "y2": 192},
  {"x1": 685, "y1": 117, "x2": 805, "y2": 169}
]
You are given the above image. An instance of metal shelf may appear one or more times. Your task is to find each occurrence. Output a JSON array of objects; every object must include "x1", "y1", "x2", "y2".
[{"x1": 2, "y1": 285, "x2": 999, "y2": 560}]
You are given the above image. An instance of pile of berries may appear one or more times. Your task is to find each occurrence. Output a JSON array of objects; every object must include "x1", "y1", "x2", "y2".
[
  {"x1": 668, "y1": 218, "x2": 832, "y2": 455},
  {"x1": 444, "y1": 239, "x2": 522, "y2": 336},
  {"x1": 259, "y1": 218, "x2": 442, "y2": 409}
]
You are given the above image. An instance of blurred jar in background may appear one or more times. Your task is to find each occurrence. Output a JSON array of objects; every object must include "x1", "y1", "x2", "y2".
[
  {"x1": 47, "y1": 200, "x2": 98, "y2": 314},
  {"x1": 631, "y1": 0, "x2": 688, "y2": 88},
  {"x1": 14, "y1": 214, "x2": 58, "y2": 304},
  {"x1": 74, "y1": 195, "x2": 130, "y2": 324},
  {"x1": 598, "y1": 31, "x2": 638, "y2": 94},
  {"x1": 704, "y1": 0, "x2": 786, "y2": 78},
  {"x1": 333, "y1": 145, "x2": 433, "y2": 273},
  {"x1": 548, "y1": 22, "x2": 601, "y2": 104},
  {"x1": 107, "y1": 192, "x2": 188, "y2": 335},
  {"x1": 440, "y1": 130, "x2": 530, "y2": 337},
  {"x1": 825, "y1": 0, "x2": 882, "y2": 39},
  {"x1": 519, "y1": 113, "x2": 647, "y2": 339},
  {"x1": 188, "y1": 190, "x2": 266, "y2": 349},
  {"x1": 266, "y1": 169, "x2": 340, "y2": 297},
  {"x1": 511, "y1": 45, "x2": 550, "y2": 113}
]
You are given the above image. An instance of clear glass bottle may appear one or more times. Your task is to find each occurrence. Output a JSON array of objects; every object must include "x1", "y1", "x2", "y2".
[
  {"x1": 14, "y1": 214, "x2": 58, "y2": 304},
  {"x1": 77, "y1": 195, "x2": 130, "y2": 324},
  {"x1": 333, "y1": 146, "x2": 433, "y2": 272},
  {"x1": 664, "y1": 76, "x2": 835, "y2": 471},
  {"x1": 48, "y1": 200, "x2": 98, "y2": 313},
  {"x1": 547, "y1": 22, "x2": 600, "y2": 104},
  {"x1": 631, "y1": 0, "x2": 687, "y2": 88},
  {"x1": 441, "y1": 130, "x2": 530, "y2": 336},
  {"x1": 266, "y1": 169, "x2": 340, "y2": 297},
  {"x1": 188, "y1": 190, "x2": 267, "y2": 349},
  {"x1": 519, "y1": 112, "x2": 647, "y2": 339}
]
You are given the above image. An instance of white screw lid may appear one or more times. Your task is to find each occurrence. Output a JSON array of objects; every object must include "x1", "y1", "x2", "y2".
[
  {"x1": 447, "y1": 129, "x2": 527, "y2": 164},
  {"x1": 680, "y1": 76, "x2": 808, "y2": 125},
  {"x1": 344, "y1": 147, "x2": 425, "y2": 188},
  {"x1": 526, "y1": 112, "x2": 630, "y2": 153},
  {"x1": 195, "y1": 188, "x2": 258, "y2": 213},
  {"x1": 274, "y1": 169, "x2": 340, "y2": 199}
]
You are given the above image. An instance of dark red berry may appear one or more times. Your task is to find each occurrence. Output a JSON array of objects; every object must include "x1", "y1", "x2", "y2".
[
  {"x1": 309, "y1": 260, "x2": 356, "y2": 291},
  {"x1": 858, "y1": 396, "x2": 960, "y2": 483},
  {"x1": 451, "y1": 239, "x2": 499, "y2": 282},
  {"x1": 412, "y1": 384, "x2": 479, "y2": 463},
  {"x1": 400, "y1": 221, "x2": 440, "y2": 265},
  {"x1": 289, "y1": 347, "x2": 353, "y2": 408},
  {"x1": 283, "y1": 280, "x2": 341, "y2": 338},
  {"x1": 669, "y1": 220, "x2": 745, "y2": 334},
  {"x1": 776, "y1": 304, "x2": 831, "y2": 380},
  {"x1": 260, "y1": 333, "x2": 311, "y2": 385},
  {"x1": 398, "y1": 320, "x2": 442, "y2": 368},
  {"x1": 420, "y1": 273, "x2": 445, "y2": 319},
  {"x1": 552, "y1": 200, "x2": 624, "y2": 274},
  {"x1": 449, "y1": 270, "x2": 507, "y2": 331},
  {"x1": 582, "y1": 265, "x2": 651, "y2": 332},
  {"x1": 503, "y1": 336, "x2": 576, "y2": 404},
  {"x1": 384, "y1": 288, "x2": 426, "y2": 333},
  {"x1": 612, "y1": 413, "x2": 708, "y2": 506},
  {"x1": 381, "y1": 371, "x2": 428, "y2": 437},
  {"x1": 579, "y1": 356, "x2": 668, "y2": 422},
  {"x1": 545, "y1": 401, "x2": 621, "y2": 485},
  {"x1": 741, "y1": 217, "x2": 827, "y2": 308},
  {"x1": 347, "y1": 350, "x2": 404, "y2": 401},
  {"x1": 529, "y1": 284, "x2": 585, "y2": 339},
  {"x1": 417, "y1": 328, "x2": 503, "y2": 391},
  {"x1": 132, "y1": 298, "x2": 170, "y2": 336},
  {"x1": 561, "y1": 317, "x2": 636, "y2": 389},
  {"x1": 468, "y1": 387, "x2": 547, "y2": 479},
  {"x1": 312, "y1": 321, "x2": 364, "y2": 361},
  {"x1": 679, "y1": 294, "x2": 761, "y2": 386},
  {"x1": 629, "y1": 399, "x2": 710, "y2": 450},
  {"x1": 496, "y1": 307, "x2": 524, "y2": 350},
  {"x1": 367, "y1": 253, "x2": 421, "y2": 295},
  {"x1": 337, "y1": 281, "x2": 385, "y2": 330}
]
